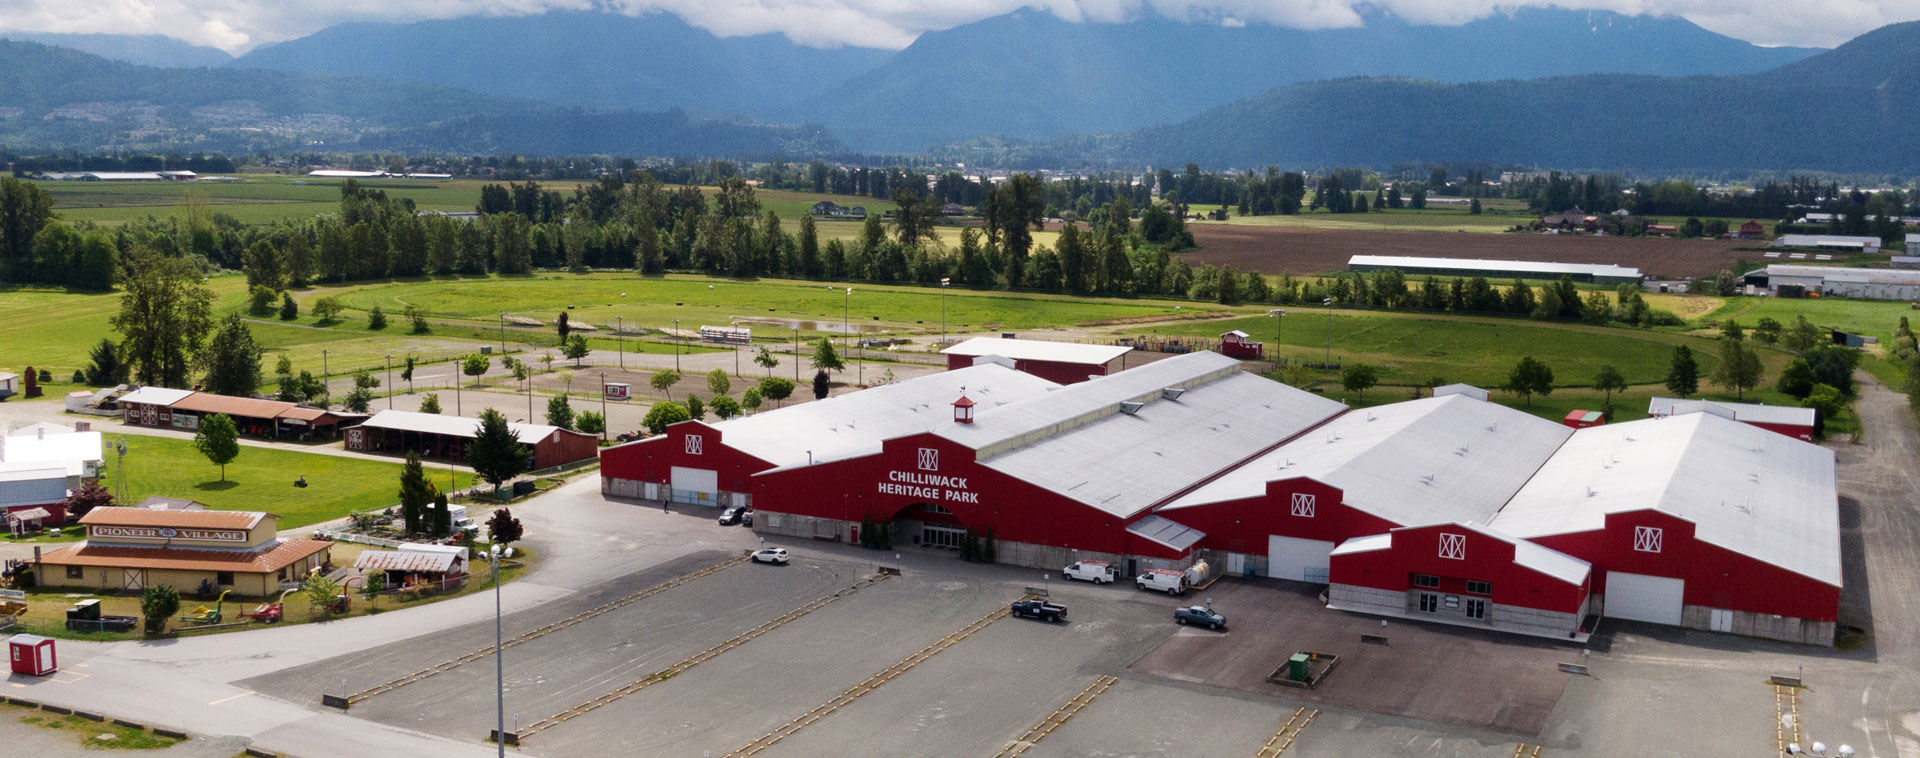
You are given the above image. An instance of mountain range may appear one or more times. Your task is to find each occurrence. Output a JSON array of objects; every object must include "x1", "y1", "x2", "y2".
[{"x1": 0, "y1": 31, "x2": 232, "y2": 68}]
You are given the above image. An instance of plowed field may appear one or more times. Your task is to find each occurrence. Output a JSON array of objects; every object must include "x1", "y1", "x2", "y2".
[{"x1": 1184, "y1": 224, "x2": 1764, "y2": 278}]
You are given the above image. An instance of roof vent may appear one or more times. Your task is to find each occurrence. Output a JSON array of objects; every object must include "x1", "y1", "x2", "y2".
[
  {"x1": 1162, "y1": 388, "x2": 1186, "y2": 401},
  {"x1": 1119, "y1": 401, "x2": 1146, "y2": 415},
  {"x1": 1419, "y1": 474, "x2": 1435, "y2": 485},
  {"x1": 1366, "y1": 412, "x2": 1375, "y2": 422}
]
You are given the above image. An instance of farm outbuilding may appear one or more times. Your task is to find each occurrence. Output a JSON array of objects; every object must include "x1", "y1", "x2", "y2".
[
  {"x1": 349, "y1": 410, "x2": 597, "y2": 469},
  {"x1": 1772, "y1": 234, "x2": 1882, "y2": 254},
  {"x1": 117, "y1": 387, "x2": 361, "y2": 440},
  {"x1": 1647, "y1": 397, "x2": 1815, "y2": 441},
  {"x1": 940, "y1": 336, "x2": 1133, "y2": 384},
  {"x1": 598, "y1": 352, "x2": 1844, "y2": 645},
  {"x1": 35, "y1": 508, "x2": 331, "y2": 597},
  {"x1": 1745, "y1": 264, "x2": 1920, "y2": 301},
  {"x1": 1347, "y1": 255, "x2": 1643, "y2": 284}
]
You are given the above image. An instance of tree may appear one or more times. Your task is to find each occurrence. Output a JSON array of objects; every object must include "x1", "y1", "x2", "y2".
[
  {"x1": 311, "y1": 296, "x2": 345, "y2": 323},
  {"x1": 1711, "y1": 337, "x2": 1763, "y2": 399},
  {"x1": 686, "y1": 394, "x2": 706, "y2": 420},
  {"x1": 563, "y1": 334, "x2": 590, "y2": 366},
  {"x1": 462, "y1": 354, "x2": 490, "y2": 385},
  {"x1": 1783, "y1": 315, "x2": 1825, "y2": 353},
  {"x1": 303, "y1": 572, "x2": 343, "y2": 616},
  {"x1": 643, "y1": 401, "x2": 690, "y2": 435},
  {"x1": 706, "y1": 368, "x2": 731, "y2": 398},
  {"x1": 650, "y1": 369, "x2": 682, "y2": 401},
  {"x1": 367, "y1": 305, "x2": 388, "y2": 330},
  {"x1": 202, "y1": 314, "x2": 264, "y2": 397},
  {"x1": 557, "y1": 311, "x2": 570, "y2": 342},
  {"x1": 431, "y1": 493, "x2": 452, "y2": 538},
  {"x1": 113, "y1": 247, "x2": 213, "y2": 388},
  {"x1": 83, "y1": 338, "x2": 126, "y2": 386},
  {"x1": 711, "y1": 396, "x2": 742, "y2": 419},
  {"x1": 420, "y1": 392, "x2": 443, "y2": 414},
  {"x1": 755, "y1": 346, "x2": 779, "y2": 376},
  {"x1": 1340, "y1": 364, "x2": 1378, "y2": 399},
  {"x1": 248, "y1": 285, "x2": 278, "y2": 316},
  {"x1": 1720, "y1": 318, "x2": 1745, "y2": 343},
  {"x1": 1754, "y1": 317, "x2": 1783, "y2": 345},
  {"x1": 811, "y1": 337, "x2": 845, "y2": 372},
  {"x1": 1592, "y1": 365, "x2": 1628, "y2": 403},
  {"x1": 467, "y1": 409, "x2": 526, "y2": 495},
  {"x1": 1777, "y1": 358, "x2": 1817, "y2": 399},
  {"x1": 577, "y1": 410, "x2": 605, "y2": 435},
  {"x1": 1803, "y1": 345, "x2": 1859, "y2": 395},
  {"x1": 742, "y1": 386, "x2": 763, "y2": 413},
  {"x1": 59, "y1": 480, "x2": 115, "y2": 520},
  {"x1": 813, "y1": 369, "x2": 831, "y2": 400},
  {"x1": 758, "y1": 376, "x2": 794, "y2": 407},
  {"x1": 487, "y1": 507, "x2": 525, "y2": 547},
  {"x1": 1505, "y1": 356, "x2": 1555, "y2": 406},
  {"x1": 193, "y1": 413, "x2": 240, "y2": 481},
  {"x1": 397, "y1": 452, "x2": 437, "y2": 537},
  {"x1": 342, "y1": 385, "x2": 373, "y2": 413},
  {"x1": 140, "y1": 584, "x2": 181, "y2": 636},
  {"x1": 1802, "y1": 383, "x2": 1845, "y2": 436},
  {"x1": 279, "y1": 292, "x2": 299, "y2": 321},
  {"x1": 401, "y1": 355, "x2": 417, "y2": 391},
  {"x1": 546, "y1": 394, "x2": 575, "y2": 430},
  {"x1": 1665, "y1": 345, "x2": 1700, "y2": 398}
]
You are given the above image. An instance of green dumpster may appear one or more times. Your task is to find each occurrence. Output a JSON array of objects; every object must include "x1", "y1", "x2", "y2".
[{"x1": 1288, "y1": 653, "x2": 1310, "y2": 681}]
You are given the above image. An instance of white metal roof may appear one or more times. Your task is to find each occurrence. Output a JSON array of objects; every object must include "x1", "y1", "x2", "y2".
[
  {"x1": 977, "y1": 368, "x2": 1347, "y2": 517},
  {"x1": 0, "y1": 468, "x2": 70, "y2": 509},
  {"x1": 118, "y1": 386, "x2": 194, "y2": 406},
  {"x1": 1760, "y1": 264, "x2": 1920, "y2": 286},
  {"x1": 1647, "y1": 397, "x2": 1815, "y2": 427},
  {"x1": 1327, "y1": 525, "x2": 1590, "y2": 585},
  {"x1": 1166, "y1": 395, "x2": 1571, "y2": 528},
  {"x1": 1432, "y1": 383, "x2": 1489, "y2": 401},
  {"x1": 354, "y1": 549, "x2": 461, "y2": 573},
  {"x1": 1772, "y1": 235, "x2": 1881, "y2": 248},
  {"x1": 1491, "y1": 413, "x2": 1840, "y2": 586},
  {"x1": 358, "y1": 410, "x2": 561, "y2": 445},
  {"x1": 1348, "y1": 254, "x2": 1642, "y2": 280},
  {"x1": 941, "y1": 336, "x2": 1132, "y2": 366},
  {"x1": 936, "y1": 351, "x2": 1248, "y2": 454},
  {"x1": 1329, "y1": 533, "x2": 1392, "y2": 556},
  {"x1": 1127, "y1": 515, "x2": 1206, "y2": 552},
  {"x1": 724, "y1": 364, "x2": 1059, "y2": 470},
  {"x1": 0, "y1": 431, "x2": 104, "y2": 467}
]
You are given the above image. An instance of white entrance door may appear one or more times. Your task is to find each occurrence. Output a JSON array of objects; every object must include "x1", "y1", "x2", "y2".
[
  {"x1": 1709, "y1": 608, "x2": 1734, "y2": 633},
  {"x1": 1226, "y1": 553, "x2": 1246, "y2": 577},
  {"x1": 1605, "y1": 571, "x2": 1685, "y2": 625},
  {"x1": 669, "y1": 466, "x2": 719, "y2": 504},
  {"x1": 1267, "y1": 535, "x2": 1335, "y2": 583}
]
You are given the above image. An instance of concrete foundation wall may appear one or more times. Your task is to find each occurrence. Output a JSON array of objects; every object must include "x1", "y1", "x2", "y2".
[
  {"x1": 1330, "y1": 584, "x2": 1581, "y2": 638},
  {"x1": 1680, "y1": 603, "x2": 1835, "y2": 646}
]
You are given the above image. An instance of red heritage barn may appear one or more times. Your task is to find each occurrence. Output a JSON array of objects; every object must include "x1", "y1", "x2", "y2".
[{"x1": 940, "y1": 336, "x2": 1133, "y2": 384}]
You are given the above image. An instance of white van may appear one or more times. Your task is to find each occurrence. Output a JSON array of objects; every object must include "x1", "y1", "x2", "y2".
[
  {"x1": 1136, "y1": 568, "x2": 1187, "y2": 595},
  {"x1": 1062, "y1": 560, "x2": 1116, "y2": 585}
]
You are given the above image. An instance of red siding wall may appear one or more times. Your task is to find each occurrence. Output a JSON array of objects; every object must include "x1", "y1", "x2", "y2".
[
  {"x1": 598, "y1": 422, "x2": 774, "y2": 493},
  {"x1": 749, "y1": 433, "x2": 1167, "y2": 556},
  {"x1": 1159, "y1": 478, "x2": 1402, "y2": 555},
  {"x1": 1526, "y1": 510, "x2": 1838, "y2": 622},
  {"x1": 1747, "y1": 421, "x2": 1815, "y2": 442},
  {"x1": 943, "y1": 355, "x2": 1111, "y2": 385},
  {"x1": 1331, "y1": 524, "x2": 1590, "y2": 613},
  {"x1": 534, "y1": 430, "x2": 600, "y2": 469}
]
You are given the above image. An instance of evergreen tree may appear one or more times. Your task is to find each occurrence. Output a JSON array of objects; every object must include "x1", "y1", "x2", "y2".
[
  {"x1": 202, "y1": 314, "x2": 263, "y2": 396},
  {"x1": 83, "y1": 338, "x2": 126, "y2": 386},
  {"x1": 420, "y1": 392, "x2": 442, "y2": 414},
  {"x1": 546, "y1": 394, "x2": 576, "y2": 430},
  {"x1": 279, "y1": 292, "x2": 298, "y2": 321},
  {"x1": 397, "y1": 452, "x2": 436, "y2": 537},
  {"x1": 1665, "y1": 345, "x2": 1700, "y2": 397},
  {"x1": 466, "y1": 409, "x2": 527, "y2": 495}
]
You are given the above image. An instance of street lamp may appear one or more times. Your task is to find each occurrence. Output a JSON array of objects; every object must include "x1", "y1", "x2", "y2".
[
  {"x1": 1323, "y1": 297, "x2": 1334, "y2": 367},
  {"x1": 114, "y1": 442, "x2": 128, "y2": 504},
  {"x1": 616, "y1": 316, "x2": 624, "y2": 370},
  {"x1": 384, "y1": 354, "x2": 394, "y2": 409},
  {"x1": 598, "y1": 371, "x2": 608, "y2": 444},
  {"x1": 321, "y1": 349, "x2": 330, "y2": 407},
  {"x1": 490, "y1": 543, "x2": 506, "y2": 756},
  {"x1": 793, "y1": 328, "x2": 800, "y2": 383},
  {"x1": 498, "y1": 312, "x2": 507, "y2": 356},
  {"x1": 1267, "y1": 310, "x2": 1285, "y2": 365},
  {"x1": 673, "y1": 318, "x2": 681, "y2": 373}
]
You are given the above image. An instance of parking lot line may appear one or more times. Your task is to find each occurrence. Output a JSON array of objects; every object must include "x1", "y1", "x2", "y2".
[
  {"x1": 1774, "y1": 684, "x2": 1804, "y2": 756},
  {"x1": 508, "y1": 572, "x2": 894, "y2": 741},
  {"x1": 332, "y1": 554, "x2": 749, "y2": 707},
  {"x1": 1512, "y1": 744, "x2": 1543, "y2": 757},
  {"x1": 1253, "y1": 706, "x2": 1318, "y2": 757},
  {"x1": 993, "y1": 674, "x2": 1120, "y2": 758},
  {"x1": 726, "y1": 598, "x2": 1020, "y2": 757}
]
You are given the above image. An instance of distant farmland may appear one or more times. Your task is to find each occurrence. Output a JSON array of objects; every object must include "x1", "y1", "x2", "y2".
[{"x1": 1182, "y1": 224, "x2": 1774, "y2": 279}]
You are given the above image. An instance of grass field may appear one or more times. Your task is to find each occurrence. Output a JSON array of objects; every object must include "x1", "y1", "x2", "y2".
[
  {"x1": 1205, "y1": 206, "x2": 1523, "y2": 234},
  {"x1": 103, "y1": 432, "x2": 474, "y2": 529}
]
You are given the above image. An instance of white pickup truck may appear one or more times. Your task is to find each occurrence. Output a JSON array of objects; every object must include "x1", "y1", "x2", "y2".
[{"x1": 1062, "y1": 560, "x2": 1116, "y2": 585}]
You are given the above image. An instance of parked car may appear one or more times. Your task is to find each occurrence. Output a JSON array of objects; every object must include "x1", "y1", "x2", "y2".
[
  {"x1": 1136, "y1": 568, "x2": 1187, "y2": 595},
  {"x1": 750, "y1": 548, "x2": 789, "y2": 565},
  {"x1": 1010, "y1": 598, "x2": 1068, "y2": 623},
  {"x1": 719, "y1": 506, "x2": 753, "y2": 526},
  {"x1": 1062, "y1": 560, "x2": 1116, "y2": 584},
  {"x1": 1174, "y1": 605, "x2": 1227, "y2": 630}
]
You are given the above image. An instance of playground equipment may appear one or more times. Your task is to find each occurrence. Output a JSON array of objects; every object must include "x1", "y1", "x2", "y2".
[
  {"x1": 179, "y1": 590, "x2": 231, "y2": 626},
  {"x1": 240, "y1": 588, "x2": 299, "y2": 624}
]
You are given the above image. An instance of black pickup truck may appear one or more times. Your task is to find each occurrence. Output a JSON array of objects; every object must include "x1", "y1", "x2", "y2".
[{"x1": 1010, "y1": 598, "x2": 1068, "y2": 623}]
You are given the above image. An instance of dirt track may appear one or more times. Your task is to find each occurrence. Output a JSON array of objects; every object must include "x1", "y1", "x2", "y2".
[{"x1": 1184, "y1": 224, "x2": 1764, "y2": 279}]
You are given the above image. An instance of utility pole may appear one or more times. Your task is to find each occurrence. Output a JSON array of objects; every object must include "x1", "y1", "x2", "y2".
[
  {"x1": 616, "y1": 316, "x2": 624, "y2": 370},
  {"x1": 793, "y1": 328, "x2": 800, "y2": 383},
  {"x1": 498, "y1": 312, "x2": 506, "y2": 356},
  {"x1": 1323, "y1": 297, "x2": 1333, "y2": 367},
  {"x1": 940, "y1": 277, "x2": 949, "y2": 349},
  {"x1": 599, "y1": 372, "x2": 608, "y2": 444},
  {"x1": 673, "y1": 318, "x2": 681, "y2": 373},
  {"x1": 385, "y1": 355, "x2": 394, "y2": 409},
  {"x1": 492, "y1": 545, "x2": 505, "y2": 757},
  {"x1": 321, "y1": 349, "x2": 330, "y2": 407},
  {"x1": 1268, "y1": 310, "x2": 1285, "y2": 366}
]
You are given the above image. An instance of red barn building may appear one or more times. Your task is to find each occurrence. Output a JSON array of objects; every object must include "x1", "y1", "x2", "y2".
[
  {"x1": 940, "y1": 336, "x2": 1133, "y2": 384},
  {"x1": 1647, "y1": 397, "x2": 1816, "y2": 441},
  {"x1": 1218, "y1": 330, "x2": 1263, "y2": 359},
  {"x1": 350, "y1": 410, "x2": 597, "y2": 469}
]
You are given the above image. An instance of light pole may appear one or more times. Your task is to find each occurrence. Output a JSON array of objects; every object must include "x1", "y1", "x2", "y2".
[
  {"x1": 491, "y1": 543, "x2": 505, "y2": 756},
  {"x1": 940, "y1": 277, "x2": 949, "y2": 348},
  {"x1": 114, "y1": 442, "x2": 127, "y2": 504},
  {"x1": 321, "y1": 349, "x2": 330, "y2": 407},
  {"x1": 384, "y1": 355, "x2": 394, "y2": 409},
  {"x1": 1323, "y1": 297, "x2": 1333, "y2": 367},
  {"x1": 673, "y1": 318, "x2": 681, "y2": 373},
  {"x1": 498, "y1": 312, "x2": 507, "y2": 356},
  {"x1": 616, "y1": 316, "x2": 624, "y2": 370},
  {"x1": 1267, "y1": 309, "x2": 1285, "y2": 366},
  {"x1": 793, "y1": 328, "x2": 800, "y2": 383},
  {"x1": 599, "y1": 372, "x2": 608, "y2": 444}
]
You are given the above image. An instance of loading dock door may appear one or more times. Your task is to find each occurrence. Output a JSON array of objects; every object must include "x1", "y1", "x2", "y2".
[
  {"x1": 1605, "y1": 571, "x2": 1685, "y2": 626},
  {"x1": 1267, "y1": 535, "x2": 1335, "y2": 583},
  {"x1": 669, "y1": 466, "x2": 719, "y2": 505}
]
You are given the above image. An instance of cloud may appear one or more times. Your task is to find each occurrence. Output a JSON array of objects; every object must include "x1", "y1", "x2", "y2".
[{"x1": 0, "y1": 0, "x2": 1915, "y2": 53}]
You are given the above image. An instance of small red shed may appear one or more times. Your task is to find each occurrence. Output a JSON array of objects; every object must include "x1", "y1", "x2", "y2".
[
  {"x1": 1562, "y1": 409, "x2": 1606, "y2": 429},
  {"x1": 1219, "y1": 330, "x2": 1264, "y2": 359},
  {"x1": 8, "y1": 633, "x2": 57, "y2": 676}
]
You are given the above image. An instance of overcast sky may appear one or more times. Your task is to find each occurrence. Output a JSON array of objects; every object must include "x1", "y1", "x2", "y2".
[{"x1": 1, "y1": 0, "x2": 1915, "y2": 53}]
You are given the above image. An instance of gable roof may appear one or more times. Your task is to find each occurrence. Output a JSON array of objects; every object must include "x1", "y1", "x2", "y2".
[
  {"x1": 941, "y1": 336, "x2": 1132, "y2": 366},
  {"x1": 170, "y1": 393, "x2": 298, "y2": 419},
  {"x1": 1331, "y1": 523, "x2": 1590, "y2": 586},
  {"x1": 117, "y1": 386, "x2": 194, "y2": 407},
  {"x1": 1647, "y1": 397, "x2": 1816, "y2": 427},
  {"x1": 79, "y1": 507, "x2": 268, "y2": 530},
  {"x1": 359, "y1": 410, "x2": 562, "y2": 445},
  {"x1": 1165, "y1": 394, "x2": 1571, "y2": 528},
  {"x1": 0, "y1": 431, "x2": 104, "y2": 468},
  {"x1": 1491, "y1": 413, "x2": 1839, "y2": 586}
]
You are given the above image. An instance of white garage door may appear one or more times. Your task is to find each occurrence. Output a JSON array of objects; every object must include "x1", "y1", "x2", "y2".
[
  {"x1": 1268, "y1": 535, "x2": 1335, "y2": 583},
  {"x1": 1605, "y1": 571, "x2": 1685, "y2": 626},
  {"x1": 670, "y1": 466, "x2": 719, "y2": 504}
]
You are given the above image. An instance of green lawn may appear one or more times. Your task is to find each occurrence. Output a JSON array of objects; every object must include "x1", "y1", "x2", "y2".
[
  {"x1": 1201, "y1": 206, "x2": 1524, "y2": 234},
  {"x1": 103, "y1": 432, "x2": 473, "y2": 529}
]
